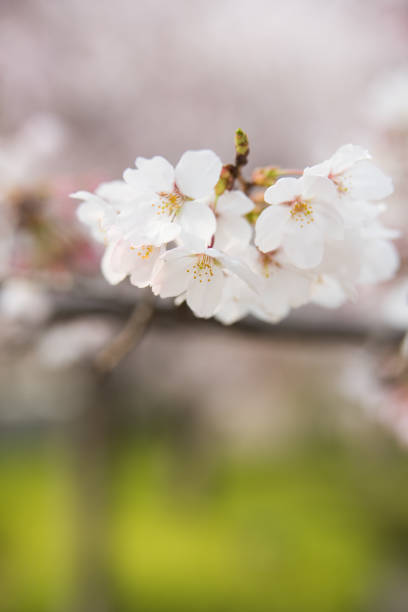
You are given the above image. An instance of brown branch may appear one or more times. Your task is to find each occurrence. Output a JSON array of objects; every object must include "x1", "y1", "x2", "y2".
[{"x1": 93, "y1": 296, "x2": 155, "y2": 375}]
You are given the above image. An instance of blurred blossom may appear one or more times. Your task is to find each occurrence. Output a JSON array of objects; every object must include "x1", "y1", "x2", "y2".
[
  {"x1": 0, "y1": 113, "x2": 65, "y2": 193},
  {"x1": 0, "y1": 115, "x2": 102, "y2": 285},
  {"x1": 0, "y1": 277, "x2": 52, "y2": 325},
  {"x1": 36, "y1": 317, "x2": 115, "y2": 369},
  {"x1": 340, "y1": 347, "x2": 408, "y2": 447},
  {"x1": 382, "y1": 278, "x2": 408, "y2": 329},
  {"x1": 368, "y1": 66, "x2": 408, "y2": 132}
]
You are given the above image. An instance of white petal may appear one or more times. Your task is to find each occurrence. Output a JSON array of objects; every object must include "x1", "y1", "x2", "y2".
[
  {"x1": 135, "y1": 156, "x2": 175, "y2": 192},
  {"x1": 329, "y1": 144, "x2": 371, "y2": 173},
  {"x1": 161, "y1": 246, "x2": 192, "y2": 261},
  {"x1": 101, "y1": 241, "x2": 128, "y2": 285},
  {"x1": 175, "y1": 150, "x2": 222, "y2": 199},
  {"x1": 305, "y1": 145, "x2": 370, "y2": 178},
  {"x1": 122, "y1": 201, "x2": 181, "y2": 247},
  {"x1": 313, "y1": 203, "x2": 344, "y2": 241},
  {"x1": 129, "y1": 246, "x2": 162, "y2": 288},
  {"x1": 216, "y1": 190, "x2": 254, "y2": 215},
  {"x1": 142, "y1": 219, "x2": 180, "y2": 246},
  {"x1": 186, "y1": 263, "x2": 224, "y2": 318},
  {"x1": 174, "y1": 292, "x2": 187, "y2": 307},
  {"x1": 359, "y1": 239, "x2": 399, "y2": 284},
  {"x1": 343, "y1": 161, "x2": 393, "y2": 200},
  {"x1": 76, "y1": 199, "x2": 104, "y2": 225},
  {"x1": 264, "y1": 177, "x2": 301, "y2": 205},
  {"x1": 278, "y1": 268, "x2": 311, "y2": 307},
  {"x1": 311, "y1": 275, "x2": 348, "y2": 308},
  {"x1": 74, "y1": 194, "x2": 117, "y2": 242},
  {"x1": 70, "y1": 190, "x2": 95, "y2": 201},
  {"x1": 151, "y1": 255, "x2": 191, "y2": 298},
  {"x1": 255, "y1": 204, "x2": 290, "y2": 253},
  {"x1": 214, "y1": 215, "x2": 253, "y2": 251},
  {"x1": 283, "y1": 223, "x2": 324, "y2": 269},
  {"x1": 177, "y1": 201, "x2": 216, "y2": 250},
  {"x1": 215, "y1": 276, "x2": 253, "y2": 325},
  {"x1": 95, "y1": 180, "x2": 135, "y2": 203},
  {"x1": 301, "y1": 174, "x2": 338, "y2": 202},
  {"x1": 217, "y1": 252, "x2": 261, "y2": 294},
  {"x1": 123, "y1": 155, "x2": 174, "y2": 193}
]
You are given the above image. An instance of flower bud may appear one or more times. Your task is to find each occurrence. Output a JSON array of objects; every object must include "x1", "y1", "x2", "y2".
[
  {"x1": 235, "y1": 129, "x2": 249, "y2": 166},
  {"x1": 252, "y1": 166, "x2": 279, "y2": 187},
  {"x1": 215, "y1": 164, "x2": 236, "y2": 195}
]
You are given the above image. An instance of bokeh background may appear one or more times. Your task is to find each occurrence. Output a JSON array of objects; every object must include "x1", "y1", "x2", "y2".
[{"x1": 1, "y1": 1, "x2": 408, "y2": 611}]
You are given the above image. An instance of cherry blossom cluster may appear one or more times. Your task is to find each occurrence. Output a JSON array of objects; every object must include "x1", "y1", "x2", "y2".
[{"x1": 72, "y1": 135, "x2": 399, "y2": 323}]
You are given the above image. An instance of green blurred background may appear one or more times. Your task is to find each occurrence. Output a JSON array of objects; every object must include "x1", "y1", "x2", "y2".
[{"x1": 1, "y1": 321, "x2": 408, "y2": 612}]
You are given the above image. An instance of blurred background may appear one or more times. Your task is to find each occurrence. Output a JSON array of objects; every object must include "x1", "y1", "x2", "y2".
[{"x1": 1, "y1": 1, "x2": 408, "y2": 611}]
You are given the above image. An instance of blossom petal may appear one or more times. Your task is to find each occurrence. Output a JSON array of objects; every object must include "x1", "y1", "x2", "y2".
[
  {"x1": 136, "y1": 156, "x2": 175, "y2": 192},
  {"x1": 177, "y1": 200, "x2": 216, "y2": 250},
  {"x1": 329, "y1": 144, "x2": 371, "y2": 173},
  {"x1": 95, "y1": 180, "x2": 135, "y2": 203},
  {"x1": 313, "y1": 203, "x2": 344, "y2": 241},
  {"x1": 343, "y1": 161, "x2": 394, "y2": 200},
  {"x1": 129, "y1": 246, "x2": 162, "y2": 288},
  {"x1": 301, "y1": 174, "x2": 338, "y2": 202},
  {"x1": 121, "y1": 200, "x2": 181, "y2": 247},
  {"x1": 175, "y1": 150, "x2": 222, "y2": 199},
  {"x1": 216, "y1": 252, "x2": 261, "y2": 294},
  {"x1": 214, "y1": 215, "x2": 252, "y2": 251},
  {"x1": 151, "y1": 255, "x2": 190, "y2": 298},
  {"x1": 283, "y1": 223, "x2": 324, "y2": 269},
  {"x1": 101, "y1": 241, "x2": 128, "y2": 285},
  {"x1": 359, "y1": 239, "x2": 399, "y2": 284},
  {"x1": 123, "y1": 156, "x2": 175, "y2": 194},
  {"x1": 305, "y1": 145, "x2": 370, "y2": 177},
  {"x1": 216, "y1": 191, "x2": 254, "y2": 215},
  {"x1": 255, "y1": 204, "x2": 290, "y2": 253},
  {"x1": 186, "y1": 263, "x2": 224, "y2": 318},
  {"x1": 311, "y1": 275, "x2": 348, "y2": 308},
  {"x1": 264, "y1": 177, "x2": 301, "y2": 205},
  {"x1": 215, "y1": 276, "x2": 253, "y2": 325}
]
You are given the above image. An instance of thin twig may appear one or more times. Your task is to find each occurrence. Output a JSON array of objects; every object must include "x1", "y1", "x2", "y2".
[
  {"x1": 277, "y1": 169, "x2": 303, "y2": 176},
  {"x1": 93, "y1": 296, "x2": 155, "y2": 375}
]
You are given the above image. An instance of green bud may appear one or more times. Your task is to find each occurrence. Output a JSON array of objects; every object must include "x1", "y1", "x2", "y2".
[
  {"x1": 235, "y1": 129, "x2": 250, "y2": 165},
  {"x1": 214, "y1": 164, "x2": 235, "y2": 196}
]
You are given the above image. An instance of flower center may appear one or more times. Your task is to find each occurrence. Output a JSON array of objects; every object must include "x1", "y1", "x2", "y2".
[
  {"x1": 153, "y1": 191, "x2": 184, "y2": 218},
  {"x1": 259, "y1": 250, "x2": 280, "y2": 278},
  {"x1": 328, "y1": 172, "x2": 348, "y2": 194},
  {"x1": 186, "y1": 254, "x2": 216, "y2": 283},
  {"x1": 290, "y1": 198, "x2": 314, "y2": 226},
  {"x1": 131, "y1": 244, "x2": 153, "y2": 260}
]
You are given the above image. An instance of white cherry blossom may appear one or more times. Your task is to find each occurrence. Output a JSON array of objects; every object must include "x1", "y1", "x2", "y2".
[
  {"x1": 122, "y1": 150, "x2": 222, "y2": 249},
  {"x1": 255, "y1": 175, "x2": 343, "y2": 269},
  {"x1": 72, "y1": 139, "x2": 399, "y2": 324},
  {"x1": 71, "y1": 180, "x2": 136, "y2": 243},
  {"x1": 151, "y1": 246, "x2": 257, "y2": 319},
  {"x1": 305, "y1": 144, "x2": 393, "y2": 201},
  {"x1": 216, "y1": 247, "x2": 311, "y2": 324},
  {"x1": 311, "y1": 223, "x2": 400, "y2": 307},
  {"x1": 248, "y1": 247, "x2": 311, "y2": 321},
  {"x1": 101, "y1": 238, "x2": 162, "y2": 287}
]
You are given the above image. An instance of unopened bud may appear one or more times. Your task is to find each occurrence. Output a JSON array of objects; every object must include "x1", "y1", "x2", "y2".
[
  {"x1": 252, "y1": 166, "x2": 279, "y2": 187},
  {"x1": 215, "y1": 164, "x2": 236, "y2": 195},
  {"x1": 235, "y1": 129, "x2": 249, "y2": 165}
]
